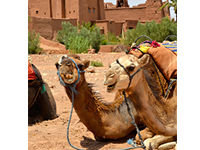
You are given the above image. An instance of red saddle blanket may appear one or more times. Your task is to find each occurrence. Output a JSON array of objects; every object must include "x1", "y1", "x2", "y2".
[{"x1": 28, "y1": 60, "x2": 36, "y2": 80}]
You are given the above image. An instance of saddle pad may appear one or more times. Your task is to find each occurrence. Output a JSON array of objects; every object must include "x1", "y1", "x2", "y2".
[
  {"x1": 28, "y1": 60, "x2": 36, "y2": 80},
  {"x1": 162, "y1": 43, "x2": 177, "y2": 53}
]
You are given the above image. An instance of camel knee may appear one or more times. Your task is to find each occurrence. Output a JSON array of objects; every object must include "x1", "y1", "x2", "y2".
[{"x1": 135, "y1": 127, "x2": 155, "y2": 144}]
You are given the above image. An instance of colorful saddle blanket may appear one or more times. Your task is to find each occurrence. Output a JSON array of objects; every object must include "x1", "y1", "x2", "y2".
[{"x1": 162, "y1": 41, "x2": 177, "y2": 54}]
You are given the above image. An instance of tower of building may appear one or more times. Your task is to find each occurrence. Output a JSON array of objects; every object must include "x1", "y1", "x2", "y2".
[{"x1": 116, "y1": 0, "x2": 129, "y2": 8}]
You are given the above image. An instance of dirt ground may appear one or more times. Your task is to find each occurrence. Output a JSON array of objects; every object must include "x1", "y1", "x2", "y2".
[{"x1": 28, "y1": 52, "x2": 152, "y2": 150}]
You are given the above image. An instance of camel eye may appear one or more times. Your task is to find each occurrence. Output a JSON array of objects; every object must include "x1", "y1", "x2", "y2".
[{"x1": 127, "y1": 66, "x2": 135, "y2": 71}]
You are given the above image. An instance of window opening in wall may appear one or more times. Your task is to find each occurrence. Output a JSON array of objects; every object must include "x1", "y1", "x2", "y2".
[
  {"x1": 154, "y1": 0, "x2": 156, "y2": 2},
  {"x1": 129, "y1": 27, "x2": 133, "y2": 29},
  {"x1": 69, "y1": 11, "x2": 71, "y2": 14},
  {"x1": 88, "y1": 8, "x2": 91, "y2": 13},
  {"x1": 73, "y1": 10, "x2": 75, "y2": 13},
  {"x1": 44, "y1": 12, "x2": 46, "y2": 15},
  {"x1": 36, "y1": 11, "x2": 38, "y2": 14},
  {"x1": 93, "y1": 8, "x2": 95, "y2": 13}
]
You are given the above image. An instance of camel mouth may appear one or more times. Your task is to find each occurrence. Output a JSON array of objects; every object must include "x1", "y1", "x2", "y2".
[
  {"x1": 107, "y1": 81, "x2": 117, "y2": 92},
  {"x1": 60, "y1": 73, "x2": 76, "y2": 84}
]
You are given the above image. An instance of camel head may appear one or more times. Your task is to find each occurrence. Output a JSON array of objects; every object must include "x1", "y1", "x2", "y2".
[
  {"x1": 55, "y1": 54, "x2": 90, "y2": 85},
  {"x1": 104, "y1": 54, "x2": 150, "y2": 93}
]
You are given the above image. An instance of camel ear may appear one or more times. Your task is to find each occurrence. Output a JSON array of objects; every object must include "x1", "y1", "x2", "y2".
[
  {"x1": 139, "y1": 54, "x2": 150, "y2": 67},
  {"x1": 83, "y1": 60, "x2": 90, "y2": 69},
  {"x1": 55, "y1": 61, "x2": 59, "y2": 70}
]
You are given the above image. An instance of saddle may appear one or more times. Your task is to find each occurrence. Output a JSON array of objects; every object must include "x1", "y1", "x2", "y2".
[
  {"x1": 129, "y1": 41, "x2": 177, "y2": 81},
  {"x1": 28, "y1": 60, "x2": 36, "y2": 80}
]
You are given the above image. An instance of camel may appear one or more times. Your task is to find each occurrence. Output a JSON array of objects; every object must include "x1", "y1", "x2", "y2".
[
  {"x1": 28, "y1": 60, "x2": 57, "y2": 124},
  {"x1": 55, "y1": 54, "x2": 144, "y2": 140},
  {"x1": 104, "y1": 54, "x2": 177, "y2": 149}
]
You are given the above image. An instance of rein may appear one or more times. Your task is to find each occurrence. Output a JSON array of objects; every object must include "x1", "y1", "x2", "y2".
[{"x1": 116, "y1": 59, "x2": 146, "y2": 150}]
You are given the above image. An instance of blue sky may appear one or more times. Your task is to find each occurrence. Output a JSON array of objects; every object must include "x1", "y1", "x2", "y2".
[{"x1": 103, "y1": 0, "x2": 176, "y2": 20}]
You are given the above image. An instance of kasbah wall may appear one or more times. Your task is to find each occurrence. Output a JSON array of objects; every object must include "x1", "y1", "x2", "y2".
[{"x1": 28, "y1": 0, "x2": 170, "y2": 40}]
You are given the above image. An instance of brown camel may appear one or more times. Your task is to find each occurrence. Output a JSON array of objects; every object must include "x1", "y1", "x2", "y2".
[
  {"x1": 104, "y1": 54, "x2": 177, "y2": 149},
  {"x1": 55, "y1": 54, "x2": 144, "y2": 140}
]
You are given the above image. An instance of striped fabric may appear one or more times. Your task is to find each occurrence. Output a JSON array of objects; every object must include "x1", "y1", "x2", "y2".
[{"x1": 162, "y1": 43, "x2": 177, "y2": 53}]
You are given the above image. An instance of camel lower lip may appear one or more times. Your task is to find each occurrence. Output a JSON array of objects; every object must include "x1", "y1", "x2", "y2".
[
  {"x1": 61, "y1": 73, "x2": 76, "y2": 84},
  {"x1": 107, "y1": 81, "x2": 117, "y2": 92}
]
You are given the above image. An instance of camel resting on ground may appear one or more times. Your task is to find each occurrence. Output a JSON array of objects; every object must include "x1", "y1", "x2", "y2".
[
  {"x1": 104, "y1": 54, "x2": 177, "y2": 149},
  {"x1": 55, "y1": 54, "x2": 145, "y2": 140}
]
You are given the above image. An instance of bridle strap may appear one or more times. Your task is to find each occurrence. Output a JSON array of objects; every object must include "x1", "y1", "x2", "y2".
[{"x1": 116, "y1": 59, "x2": 142, "y2": 90}]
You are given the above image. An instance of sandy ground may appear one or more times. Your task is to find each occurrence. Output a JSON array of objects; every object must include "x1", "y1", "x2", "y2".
[{"x1": 28, "y1": 53, "x2": 154, "y2": 150}]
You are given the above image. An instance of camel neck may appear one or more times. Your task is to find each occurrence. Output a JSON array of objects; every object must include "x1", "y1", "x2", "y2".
[
  {"x1": 127, "y1": 73, "x2": 177, "y2": 136},
  {"x1": 63, "y1": 75, "x2": 143, "y2": 139}
]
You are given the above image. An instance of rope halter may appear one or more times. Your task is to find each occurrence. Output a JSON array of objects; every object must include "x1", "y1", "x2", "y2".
[
  {"x1": 57, "y1": 56, "x2": 85, "y2": 94},
  {"x1": 116, "y1": 59, "x2": 143, "y2": 90}
]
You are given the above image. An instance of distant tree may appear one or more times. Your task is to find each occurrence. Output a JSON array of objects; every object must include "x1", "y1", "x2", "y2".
[
  {"x1": 158, "y1": 0, "x2": 177, "y2": 22},
  {"x1": 77, "y1": 21, "x2": 97, "y2": 32}
]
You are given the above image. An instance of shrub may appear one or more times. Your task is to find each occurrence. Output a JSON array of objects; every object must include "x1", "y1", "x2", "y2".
[
  {"x1": 56, "y1": 21, "x2": 78, "y2": 49},
  {"x1": 104, "y1": 31, "x2": 121, "y2": 45},
  {"x1": 90, "y1": 27, "x2": 103, "y2": 53},
  {"x1": 78, "y1": 21, "x2": 97, "y2": 32},
  {"x1": 28, "y1": 30, "x2": 42, "y2": 54},
  {"x1": 101, "y1": 40, "x2": 108, "y2": 45},
  {"x1": 56, "y1": 21, "x2": 103, "y2": 53},
  {"x1": 90, "y1": 61, "x2": 104, "y2": 67},
  {"x1": 68, "y1": 36, "x2": 90, "y2": 54},
  {"x1": 124, "y1": 17, "x2": 177, "y2": 46}
]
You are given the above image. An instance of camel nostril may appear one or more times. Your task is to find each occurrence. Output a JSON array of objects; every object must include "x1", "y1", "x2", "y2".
[
  {"x1": 65, "y1": 74, "x2": 73, "y2": 79},
  {"x1": 109, "y1": 73, "x2": 115, "y2": 78}
]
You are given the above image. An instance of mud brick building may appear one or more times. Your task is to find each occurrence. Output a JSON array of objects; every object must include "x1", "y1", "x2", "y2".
[{"x1": 28, "y1": 0, "x2": 169, "y2": 40}]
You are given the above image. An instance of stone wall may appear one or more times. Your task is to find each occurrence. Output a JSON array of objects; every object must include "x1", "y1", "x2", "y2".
[
  {"x1": 28, "y1": 16, "x2": 77, "y2": 40},
  {"x1": 105, "y1": 6, "x2": 146, "y2": 23}
]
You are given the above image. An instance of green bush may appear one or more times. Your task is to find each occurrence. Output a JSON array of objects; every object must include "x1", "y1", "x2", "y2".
[
  {"x1": 56, "y1": 21, "x2": 78, "y2": 49},
  {"x1": 28, "y1": 30, "x2": 42, "y2": 54},
  {"x1": 78, "y1": 21, "x2": 97, "y2": 32},
  {"x1": 101, "y1": 39, "x2": 108, "y2": 45},
  {"x1": 90, "y1": 61, "x2": 104, "y2": 67},
  {"x1": 90, "y1": 27, "x2": 103, "y2": 53},
  {"x1": 103, "y1": 31, "x2": 121, "y2": 45},
  {"x1": 56, "y1": 21, "x2": 103, "y2": 53},
  {"x1": 68, "y1": 36, "x2": 90, "y2": 54},
  {"x1": 124, "y1": 17, "x2": 177, "y2": 46}
]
